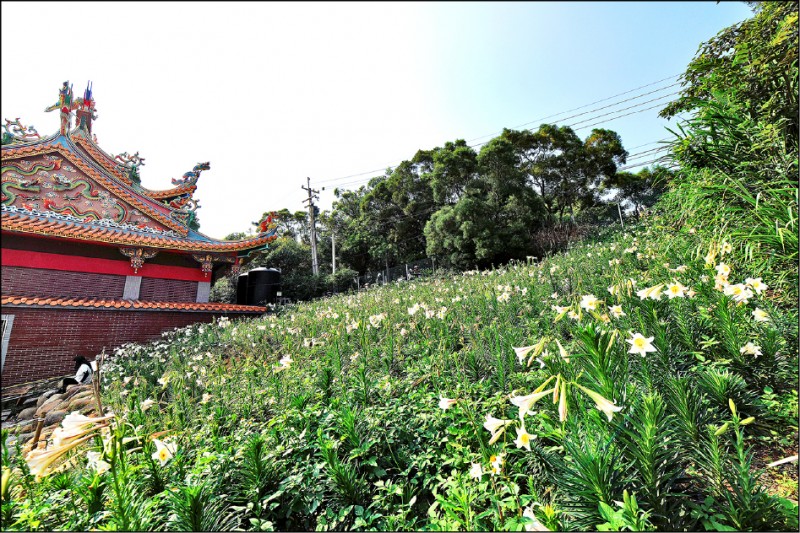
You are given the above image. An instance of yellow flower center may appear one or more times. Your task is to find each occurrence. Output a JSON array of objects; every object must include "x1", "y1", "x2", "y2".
[
  {"x1": 634, "y1": 338, "x2": 645, "y2": 349},
  {"x1": 521, "y1": 434, "x2": 529, "y2": 444},
  {"x1": 159, "y1": 449, "x2": 169, "y2": 461}
]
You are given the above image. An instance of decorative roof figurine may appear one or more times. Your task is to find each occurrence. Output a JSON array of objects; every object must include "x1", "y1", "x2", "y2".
[{"x1": 3, "y1": 80, "x2": 279, "y2": 251}]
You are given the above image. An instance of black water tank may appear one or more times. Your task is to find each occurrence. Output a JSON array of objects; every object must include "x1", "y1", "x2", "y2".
[
  {"x1": 246, "y1": 267, "x2": 281, "y2": 306},
  {"x1": 236, "y1": 273, "x2": 249, "y2": 305}
]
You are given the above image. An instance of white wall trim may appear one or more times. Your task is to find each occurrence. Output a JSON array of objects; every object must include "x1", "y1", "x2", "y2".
[
  {"x1": 196, "y1": 281, "x2": 211, "y2": 303},
  {"x1": 1, "y1": 314, "x2": 14, "y2": 372},
  {"x1": 123, "y1": 275, "x2": 142, "y2": 300}
]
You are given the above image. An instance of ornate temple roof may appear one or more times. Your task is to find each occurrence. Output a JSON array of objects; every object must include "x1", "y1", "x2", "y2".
[{"x1": 1, "y1": 81, "x2": 277, "y2": 255}]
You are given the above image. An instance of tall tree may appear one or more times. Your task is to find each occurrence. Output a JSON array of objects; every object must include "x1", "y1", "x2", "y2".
[
  {"x1": 428, "y1": 140, "x2": 479, "y2": 205},
  {"x1": 606, "y1": 166, "x2": 672, "y2": 217},
  {"x1": 503, "y1": 126, "x2": 627, "y2": 222},
  {"x1": 424, "y1": 136, "x2": 545, "y2": 268}
]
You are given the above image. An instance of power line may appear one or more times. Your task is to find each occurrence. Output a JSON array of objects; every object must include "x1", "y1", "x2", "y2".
[
  {"x1": 315, "y1": 87, "x2": 681, "y2": 193},
  {"x1": 618, "y1": 157, "x2": 675, "y2": 172},
  {"x1": 626, "y1": 139, "x2": 670, "y2": 151},
  {"x1": 314, "y1": 73, "x2": 682, "y2": 187},
  {"x1": 571, "y1": 101, "x2": 674, "y2": 132},
  {"x1": 466, "y1": 80, "x2": 680, "y2": 144},
  {"x1": 565, "y1": 91, "x2": 680, "y2": 129}
]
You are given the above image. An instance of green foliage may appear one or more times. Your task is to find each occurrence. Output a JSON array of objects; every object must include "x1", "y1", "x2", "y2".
[{"x1": 209, "y1": 274, "x2": 236, "y2": 303}]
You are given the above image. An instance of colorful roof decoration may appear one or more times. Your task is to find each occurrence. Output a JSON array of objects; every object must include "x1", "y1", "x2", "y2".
[
  {"x1": 1, "y1": 295, "x2": 266, "y2": 313},
  {"x1": 2, "y1": 81, "x2": 278, "y2": 255}
]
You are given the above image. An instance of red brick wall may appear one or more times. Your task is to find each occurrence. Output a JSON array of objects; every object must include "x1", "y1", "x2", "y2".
[
  {"x1": 2, "y1": 266, "x2": 126, "y2": 299},
  {"x1": 139, "y1": 278, "x2": 198, "y2": 302},
  {"x1": 1, "y1": 307, "x2": 255, "y2": 386}
]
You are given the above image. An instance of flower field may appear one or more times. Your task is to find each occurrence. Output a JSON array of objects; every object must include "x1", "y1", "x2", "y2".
[{"x1": 2, "y1": 215, "x2": 797, "y2": 531}]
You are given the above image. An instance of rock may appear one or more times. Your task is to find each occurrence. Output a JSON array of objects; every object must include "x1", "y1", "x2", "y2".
[
  {"x1": 36, "y1": 389, "x2": 59, "y2": 408},
  {"x1": 17, "y1": 406, "x2": 37, "y2": 420},
  {"x1": 44, "y1": 410, "x2": 67, "y2": 427},
  {"x1": 62, "y1": 386, "x2": 91, "y2": 402},
  {"x1": 35, "y1": 395, "x2": 64, "y2": 417},
  {"x1": 17, "y1": 432, "x2": 33, "y2": 445},
  {"x1": 21, "y1": 397, "x2": 38, "y2": 409},
  {"x1": 67, "y1": 396, "x2": 95, "y2": 412}
]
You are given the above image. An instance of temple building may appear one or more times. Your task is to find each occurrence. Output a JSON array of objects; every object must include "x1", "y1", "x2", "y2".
[{"x1": 1, "y1": 81, "x2": 277, "y2": 385}]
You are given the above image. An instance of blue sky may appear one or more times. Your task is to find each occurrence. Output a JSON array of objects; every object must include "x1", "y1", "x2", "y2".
[{"x1": 1, "y1": 2, "x2": 754, "y2": 238}]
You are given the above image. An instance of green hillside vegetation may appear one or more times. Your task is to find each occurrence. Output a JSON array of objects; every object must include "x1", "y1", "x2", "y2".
[{"x1": 2, "y1": 2, "x2": 797, "y2": 531}]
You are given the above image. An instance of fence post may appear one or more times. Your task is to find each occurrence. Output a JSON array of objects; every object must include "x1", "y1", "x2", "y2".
[{"x1": 31, "y1": 417, "x2": 45, "y2": 448}]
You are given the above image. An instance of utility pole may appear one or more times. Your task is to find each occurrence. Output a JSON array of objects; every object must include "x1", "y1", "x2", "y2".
[
  {"x1": 331, "y1": 231, "x2": 336, "y2": 274},
  {"x1": 302, "y1": 177, "x2": 320, "y2": 275}
]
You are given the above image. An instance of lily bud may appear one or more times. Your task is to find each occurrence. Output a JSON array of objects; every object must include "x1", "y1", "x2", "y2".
[
  {"x1": 740, "y1": 417, "x2": 755, "y2": 425},
  {"x1": 714, "y1": 422, "x2": 730, "y2": 436}
]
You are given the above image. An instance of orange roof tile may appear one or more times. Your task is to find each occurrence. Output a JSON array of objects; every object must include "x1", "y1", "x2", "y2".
[
  {"x1": 1, "y1": 295, "x2": 266, "y2": 313},
  {"x1": 2, "y1": 210, "x2": 277, "y2": 253}
]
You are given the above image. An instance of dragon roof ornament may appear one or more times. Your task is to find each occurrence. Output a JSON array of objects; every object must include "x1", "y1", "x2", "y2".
[{"x1": 1, "y1": 118, "x2": 41, "y2": 146}]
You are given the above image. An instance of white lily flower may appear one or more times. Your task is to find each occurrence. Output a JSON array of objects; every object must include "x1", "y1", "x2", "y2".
[
  {"x1": 745, "y1": 277, "x2": 768, "y2": 294},
  {"x1": 579, "y1": 294, "x2": 601, "y2": 311},
  {"x1": 752, "y1": 308, "x2": 770, "y2": 322},
  {"x1": 514, "y1": 345, "x2": 536, "y2": 365},
  {"x1": 636, "y1": 284, "x2": 664, "y2": 301},
  {"x1": 666, "y1": 280, "x2": 687, "y2": 299},
  {"x1": 739, "y1": 342, "x2": 762, "y2": 357},
  {"x1": 438, "y1": 396, "x2": 458, "y2": 411},
  {"x1": 489, "y1": 453, "x2": 504, "y2": 476},
  {"x1": 152, "y1": 438, "x2": 177, "y2": 466},
  {"x1": 554, "y1": 339, "x2": 570, "y2": 363},
  {"x1": 574, "y1": 384, "x2": 623, "y2": 422},
  {"x1": 469, "y1": 462, "x2": 483, "y2": 480},
  {"x1": 514, "y1": 423, "x2": 535, "y2": 451},
  {"x1": 509, "y1": 389, "x2": 554, "y2": 418},
  {"x1": 558, "y1": 380, "x2": 568, "y2": 422},
  {"x1": 626, "y1": 332, "x2": 657, "y2": 357},
  {"x1": 86, "y1": 451, "x2": 110, "y2": 475}
]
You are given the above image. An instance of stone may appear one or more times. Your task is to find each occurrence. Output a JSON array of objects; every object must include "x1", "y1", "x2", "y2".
[
  {"x1": 21, "y1": 397, "x2": 38, "y2": 409},
  {"x1": 44, "y1": 410, "x2": 67, "y2": 427},
  {"x1": 62, "y1": 386, "x2": 91, "y2": 402},
  {"x1": 67, "y1": 396, "x2": 95, "y2": 412},
  {"x1": 17, "y1": 432, "x2": 33, "y2": 445},
  {"x1": 17, "y1": 406, "x2": 37, "y2": 420},
  {"x1": 36, "y1": 389, "x2": 59, "y2": 408},
  {"x1": 35, "y1": 395, "x2": 64, "y2": 417}
]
